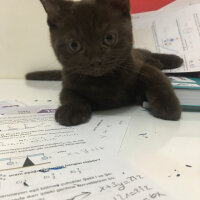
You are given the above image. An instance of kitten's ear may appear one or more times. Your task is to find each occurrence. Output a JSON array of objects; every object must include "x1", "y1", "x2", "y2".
[
  {"x1": 40, "y1": 0, "x2": 61, "y2": 17},
  {"x1": 97, "y1": 0, "x2": 130, "y2": 16},
  {"x1": 40, "y1": 0, "x2": 73, "y2": 28}
]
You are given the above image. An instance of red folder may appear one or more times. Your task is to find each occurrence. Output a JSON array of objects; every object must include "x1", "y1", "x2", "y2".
[{"x1": 130, "y1": 0, "x2": 175, "y2": 14}]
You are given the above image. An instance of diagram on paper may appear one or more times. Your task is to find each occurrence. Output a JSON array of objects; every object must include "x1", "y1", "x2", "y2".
[{"x1": 0, "y1": 153, "x2": 50, "y2": 172}]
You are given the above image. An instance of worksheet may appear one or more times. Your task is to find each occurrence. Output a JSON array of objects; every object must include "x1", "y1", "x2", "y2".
[
  {"x1": 0, "y1": 156, "x2": 172, "y2": 200},
  {"x1": 0, "y1": 112, "x2": 172, "y2": 199},
  {"x1": 133, "y1": 4, "x2": 200, "y2": 73},
  {"x1": 0, "y1": 113, "x2": 130, "y2": 172},
  {"x1": 1, "y1": 113, "x2": 173, "y2": 200}
]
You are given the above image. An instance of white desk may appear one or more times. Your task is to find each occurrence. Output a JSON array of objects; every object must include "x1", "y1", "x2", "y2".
[{"x1": 0, "y1": 79, "x2": 200, "y2": 200}]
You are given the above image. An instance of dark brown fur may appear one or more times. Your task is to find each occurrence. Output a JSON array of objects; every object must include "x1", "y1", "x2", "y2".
[{"x1": 26, "y1": 0, "x2": 183, "y2": 126}]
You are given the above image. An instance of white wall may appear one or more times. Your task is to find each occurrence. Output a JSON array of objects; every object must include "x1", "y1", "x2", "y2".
[
  {"x1": 0, "y1": 0, "x2": 64, "y2": 79},
  {"x1": 1, "y1": 0, "x2": 198, "y2": 79}
]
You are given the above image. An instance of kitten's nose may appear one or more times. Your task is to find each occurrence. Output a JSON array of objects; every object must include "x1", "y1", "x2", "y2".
[{"x1": 90, "y1": 57, "x2": 102, "y2": 68}]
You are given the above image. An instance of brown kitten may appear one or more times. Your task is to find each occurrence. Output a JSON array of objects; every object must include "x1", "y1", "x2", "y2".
[{"x1": 26, "y1": 0, "x2": 183, "y2": 126}]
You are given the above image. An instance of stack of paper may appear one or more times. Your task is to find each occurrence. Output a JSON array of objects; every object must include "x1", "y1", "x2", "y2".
[{"x1": 169, "y1": 76, "x2": 200, "y2": 109}]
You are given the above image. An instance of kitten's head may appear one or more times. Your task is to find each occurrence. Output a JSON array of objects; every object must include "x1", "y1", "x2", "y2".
[{"x1": 40, "y1": 0, "x2": 133, "y2": 76}]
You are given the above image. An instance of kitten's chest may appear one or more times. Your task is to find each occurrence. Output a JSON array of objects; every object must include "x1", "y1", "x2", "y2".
[
  {"x1": 68, "y1": 73, "x2": 137, "y2": 109},
  {"x1": 77, "y1": 74, "x2": 130, "y2": 95}
]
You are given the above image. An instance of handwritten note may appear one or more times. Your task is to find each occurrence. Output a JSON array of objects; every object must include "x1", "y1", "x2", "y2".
[{"x1": 0, "y1": 157, "x2": 171, "y2": 200}]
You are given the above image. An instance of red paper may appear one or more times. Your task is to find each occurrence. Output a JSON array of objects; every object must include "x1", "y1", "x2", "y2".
[{"x1": 130, "y1": 0, "x2": 175, "y2": 14}]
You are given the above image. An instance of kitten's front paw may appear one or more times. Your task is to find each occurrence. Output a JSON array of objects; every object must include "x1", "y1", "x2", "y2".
[
  {"x1": 151, "y1": 95, "x2": 182, "y2": 121},
  {"x1": 152, "y1": 105, "x2": 181, "y2": 121},
  {"x1": 55, "y1": 104, "x2": 92, "y2": 126}
]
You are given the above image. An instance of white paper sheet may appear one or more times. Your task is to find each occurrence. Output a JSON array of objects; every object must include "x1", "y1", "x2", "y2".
[
  {"x1": 133, "y1": 4, "x2": 200, "y2": 73},
  {"x1": 0, "y1": 113, "x2": 130, "y2": 172}
]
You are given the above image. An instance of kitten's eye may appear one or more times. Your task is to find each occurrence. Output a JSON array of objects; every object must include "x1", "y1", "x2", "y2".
[
  {"x1": 68, "y1": 41, "x2": 81, "y2": 53},
  {"x1": 103, "y1": 33, "x2": 117, "y2": 46}
]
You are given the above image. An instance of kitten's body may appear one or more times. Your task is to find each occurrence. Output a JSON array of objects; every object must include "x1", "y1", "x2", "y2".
[{"x1": 27, "y1": 0, "x2": 183, "y2": 126}]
